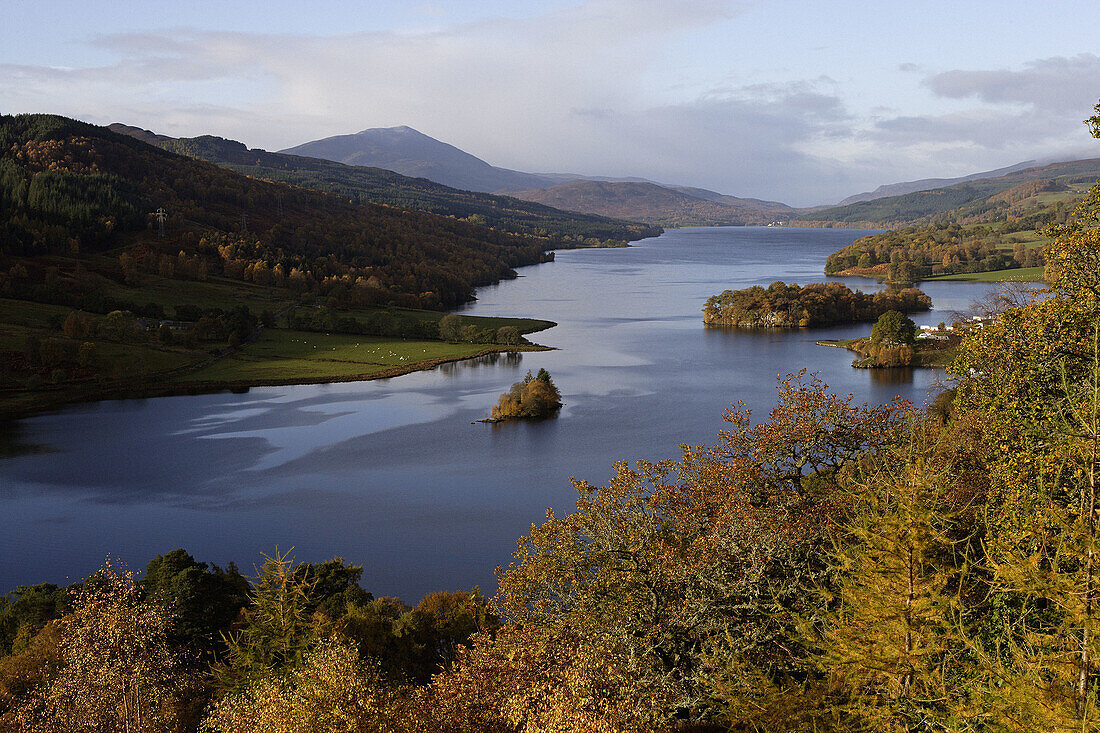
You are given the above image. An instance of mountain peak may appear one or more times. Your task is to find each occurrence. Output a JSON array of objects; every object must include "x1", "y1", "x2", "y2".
[
  {"x1": 281, "y1": 127, "x2": 556, "y2": 193},
  {"x1": 356, "y1": 124, "x2": 421, "y2": 135}
]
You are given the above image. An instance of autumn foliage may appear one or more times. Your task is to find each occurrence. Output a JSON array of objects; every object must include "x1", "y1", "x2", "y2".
[{"x1": 490, "y1": 368, "x2": 562, "y2": 420}]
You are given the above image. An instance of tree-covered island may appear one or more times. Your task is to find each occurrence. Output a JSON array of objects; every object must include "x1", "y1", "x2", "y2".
[
  {"x1": 702, "y1": 280, "x2": 931, "y2": 327},
  {"x1": 487, "y1": 368, "x2": 562, "y2": 421}
]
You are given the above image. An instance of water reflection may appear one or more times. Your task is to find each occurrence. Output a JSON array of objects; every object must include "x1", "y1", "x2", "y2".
[
  {"x1": 867, "y1": 367, "x2": 916, "y2": 385},
  {"x1": 0, "y1": 421, "x2": 52, "y2": 458},
  {"x1": 437, "y1": 351, "x2": 524, "y2": 376}
]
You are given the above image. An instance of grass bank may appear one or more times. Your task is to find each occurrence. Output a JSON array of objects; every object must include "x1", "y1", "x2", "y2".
[{"x1": 178, "y1": 328, "x2": 550, "y2": 386}]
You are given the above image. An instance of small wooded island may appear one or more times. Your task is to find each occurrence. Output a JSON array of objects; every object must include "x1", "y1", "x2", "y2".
[
  {"x1": 702, "y1": 280, "x2": 931, "y2": 327},
  {"x1": 487, "y1": 368, "x2": 562, "y2": 421}
]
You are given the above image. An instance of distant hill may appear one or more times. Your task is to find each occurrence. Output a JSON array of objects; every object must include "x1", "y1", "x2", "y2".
[
  {"x1": 835, "y1": 161, "x2": 1043, "y2": 206},
  {"x1": 107, "y1": 124, "x2": 659, "y2": 247},
  {"x1": 281, "y1": 126, "x2": 556, "y2": 193},
  {"x1": 794, "y1": 158, "x2": 1100, "y2": 228},
  {"x1": 501, "y1": 180, "x2": 795, "y2": 227}
]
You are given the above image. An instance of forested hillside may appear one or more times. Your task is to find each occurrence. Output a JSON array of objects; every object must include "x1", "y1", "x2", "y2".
[
  {"x1": 795, "y1": 157, "x2": 1100, "y2": 228},
  {"x1": 107, "y1": 124, "x2": 660, "y2": 247},
  {"x1": 1, "y1": 114, "x2": 554, "y2": 308},
  {"x1": 0, "y1": 114, "x2": 568, "y2": 416},
  {"x1": 818, "y1": 168, "x2": 1098, "y2": 282}
]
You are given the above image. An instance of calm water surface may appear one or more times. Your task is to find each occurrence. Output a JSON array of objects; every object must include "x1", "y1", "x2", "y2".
[{"x1": 1, "y1": 227, "x2": 997, "y2": 600}]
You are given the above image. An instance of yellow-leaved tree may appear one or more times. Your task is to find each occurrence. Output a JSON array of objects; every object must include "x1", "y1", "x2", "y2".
[{"x1": 15, "y1": 561, "x2": 192, "y2": 733}]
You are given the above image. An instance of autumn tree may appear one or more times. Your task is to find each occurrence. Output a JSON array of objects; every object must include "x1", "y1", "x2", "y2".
[
  {"x1": 438, "y1": 314, "x2": 463, "y2": 343},
  {"x1": 805, "y1": 431, "x2": 982, "y2": 731},
  {"x1": 203, "y1": 638, "x2": 424, "y2": 733},
  {"x1": 14, "y1": 561, "x2": 191, "y2": 733},
  {"x1": 942, "y1": 102, "x2": 1100, "y2": 727},
  {"x1": 490, "y1": 369, "x2": 562, "y2": 420},
  {"x1": 871, "y1": 309, "x2": 916, "y2": 346}
]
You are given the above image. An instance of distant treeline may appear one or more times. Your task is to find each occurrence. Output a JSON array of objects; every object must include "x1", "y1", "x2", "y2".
[{"x1": 703, "y1": 280, "x2": 931, "y2": 327}]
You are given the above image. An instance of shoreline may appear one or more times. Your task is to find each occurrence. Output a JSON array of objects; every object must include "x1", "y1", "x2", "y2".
[{"x1": 1, "y1": 343, "x2": 553, "y2": 421}]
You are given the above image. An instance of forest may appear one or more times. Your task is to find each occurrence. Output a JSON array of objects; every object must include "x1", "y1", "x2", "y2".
[
  {"x1": 702, "y1": 280, "x2": 931, "y2": 327},
  {"x1": 0, "y1": 114, "x2": 563, "y2": 310},
  {"x1": 0, "y1": 113, "x2": 579, "y2": 414},
  {"x1": 794, "y1": 158, "x2": 1100, "y2": 228}
]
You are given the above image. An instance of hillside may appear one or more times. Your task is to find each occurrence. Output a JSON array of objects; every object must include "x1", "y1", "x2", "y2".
[
  {"x1": 818, "y1": 171, "x2": 1100, "y2": 283},
  {"x1": 501, "y1": 179, "x2": 795, "y2": 227},
  {"x1": 281, "y1": 125, "x2": 555, "y2": 193},
  {"x1": 795, "y1": 157, "x2": 1100, "y2": 228},
  {"x1": 834, "y1": 159, "x2": 1041, "y2": 205},
  {"x1": 107, "y1": 124, "x2": 659, "y2": 247},
  {"x1": 0, "y1": 114, "x2": 554, "y2": 308}
]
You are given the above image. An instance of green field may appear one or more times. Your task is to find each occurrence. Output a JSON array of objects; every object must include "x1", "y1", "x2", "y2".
[
  {"x1": 179, "y1": 329, "x2": 541, "y2": 384},
  {"x1": 927, "y1": 266, "x2": 1045, "y2": 282},
  {"x1": 0, "y1": 280, "x2": 556, "y2": 418}
]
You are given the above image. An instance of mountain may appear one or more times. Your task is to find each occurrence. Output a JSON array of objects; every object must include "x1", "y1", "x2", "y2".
[
  {"x1": 3, "y1": 114, "x2": 561, "y2": 308},
  {"x1": 107, "y1": 124, "x2": 660, "y2": 247},
  {"x1": 500, "y1": 180, "x2": 795, "y2": 227},
  {"x1": 280, "y1": 125, "x2": 798, "y2": 225},
  {"x1": 835, "y1": 160, "x2": 1045, "y2": 206},
  {"x1": 794, "y1": 158, "x2": 1100, "y2": 228},
  {"x1": 280, "y1": 126, "x2": 556, "y2": 193}
]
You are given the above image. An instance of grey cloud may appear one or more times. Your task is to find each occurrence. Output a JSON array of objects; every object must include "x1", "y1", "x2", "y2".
[
  {"x1": 570, "y1": 107, "x2": 615, "y2": 119},
  {"x1": 585, "y1": 84, "x2": 863, "y2": 204},
  {"x1": 925, "y1": 54, "x2": 1100, "y2": 113}
]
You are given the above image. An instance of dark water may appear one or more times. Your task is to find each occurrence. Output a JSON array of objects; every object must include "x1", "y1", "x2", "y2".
[{"x1": 0, "y1": 228, "x2": 996, "y2": 601}]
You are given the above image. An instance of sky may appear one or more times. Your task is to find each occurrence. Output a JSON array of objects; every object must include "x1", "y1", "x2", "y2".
[{"x1": 3, "y1": 0, "x2": 1100, "y2": 206}]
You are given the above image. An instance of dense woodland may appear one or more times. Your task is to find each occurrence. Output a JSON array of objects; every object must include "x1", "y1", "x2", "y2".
[
  {"x1": 703, "y1": 280, "x2": 931, "y2": 327},
  {"x1": 0, "y1": 114, "x2": 564, "y2": 310},
  {"x1": 4, "y1": 108, "x2": 1100, "y2": 731}
]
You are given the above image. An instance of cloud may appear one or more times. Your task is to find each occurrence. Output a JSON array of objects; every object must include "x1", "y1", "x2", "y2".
[{"x1": 925, "y1": 54, "x2": 1100, "y2": 113}]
